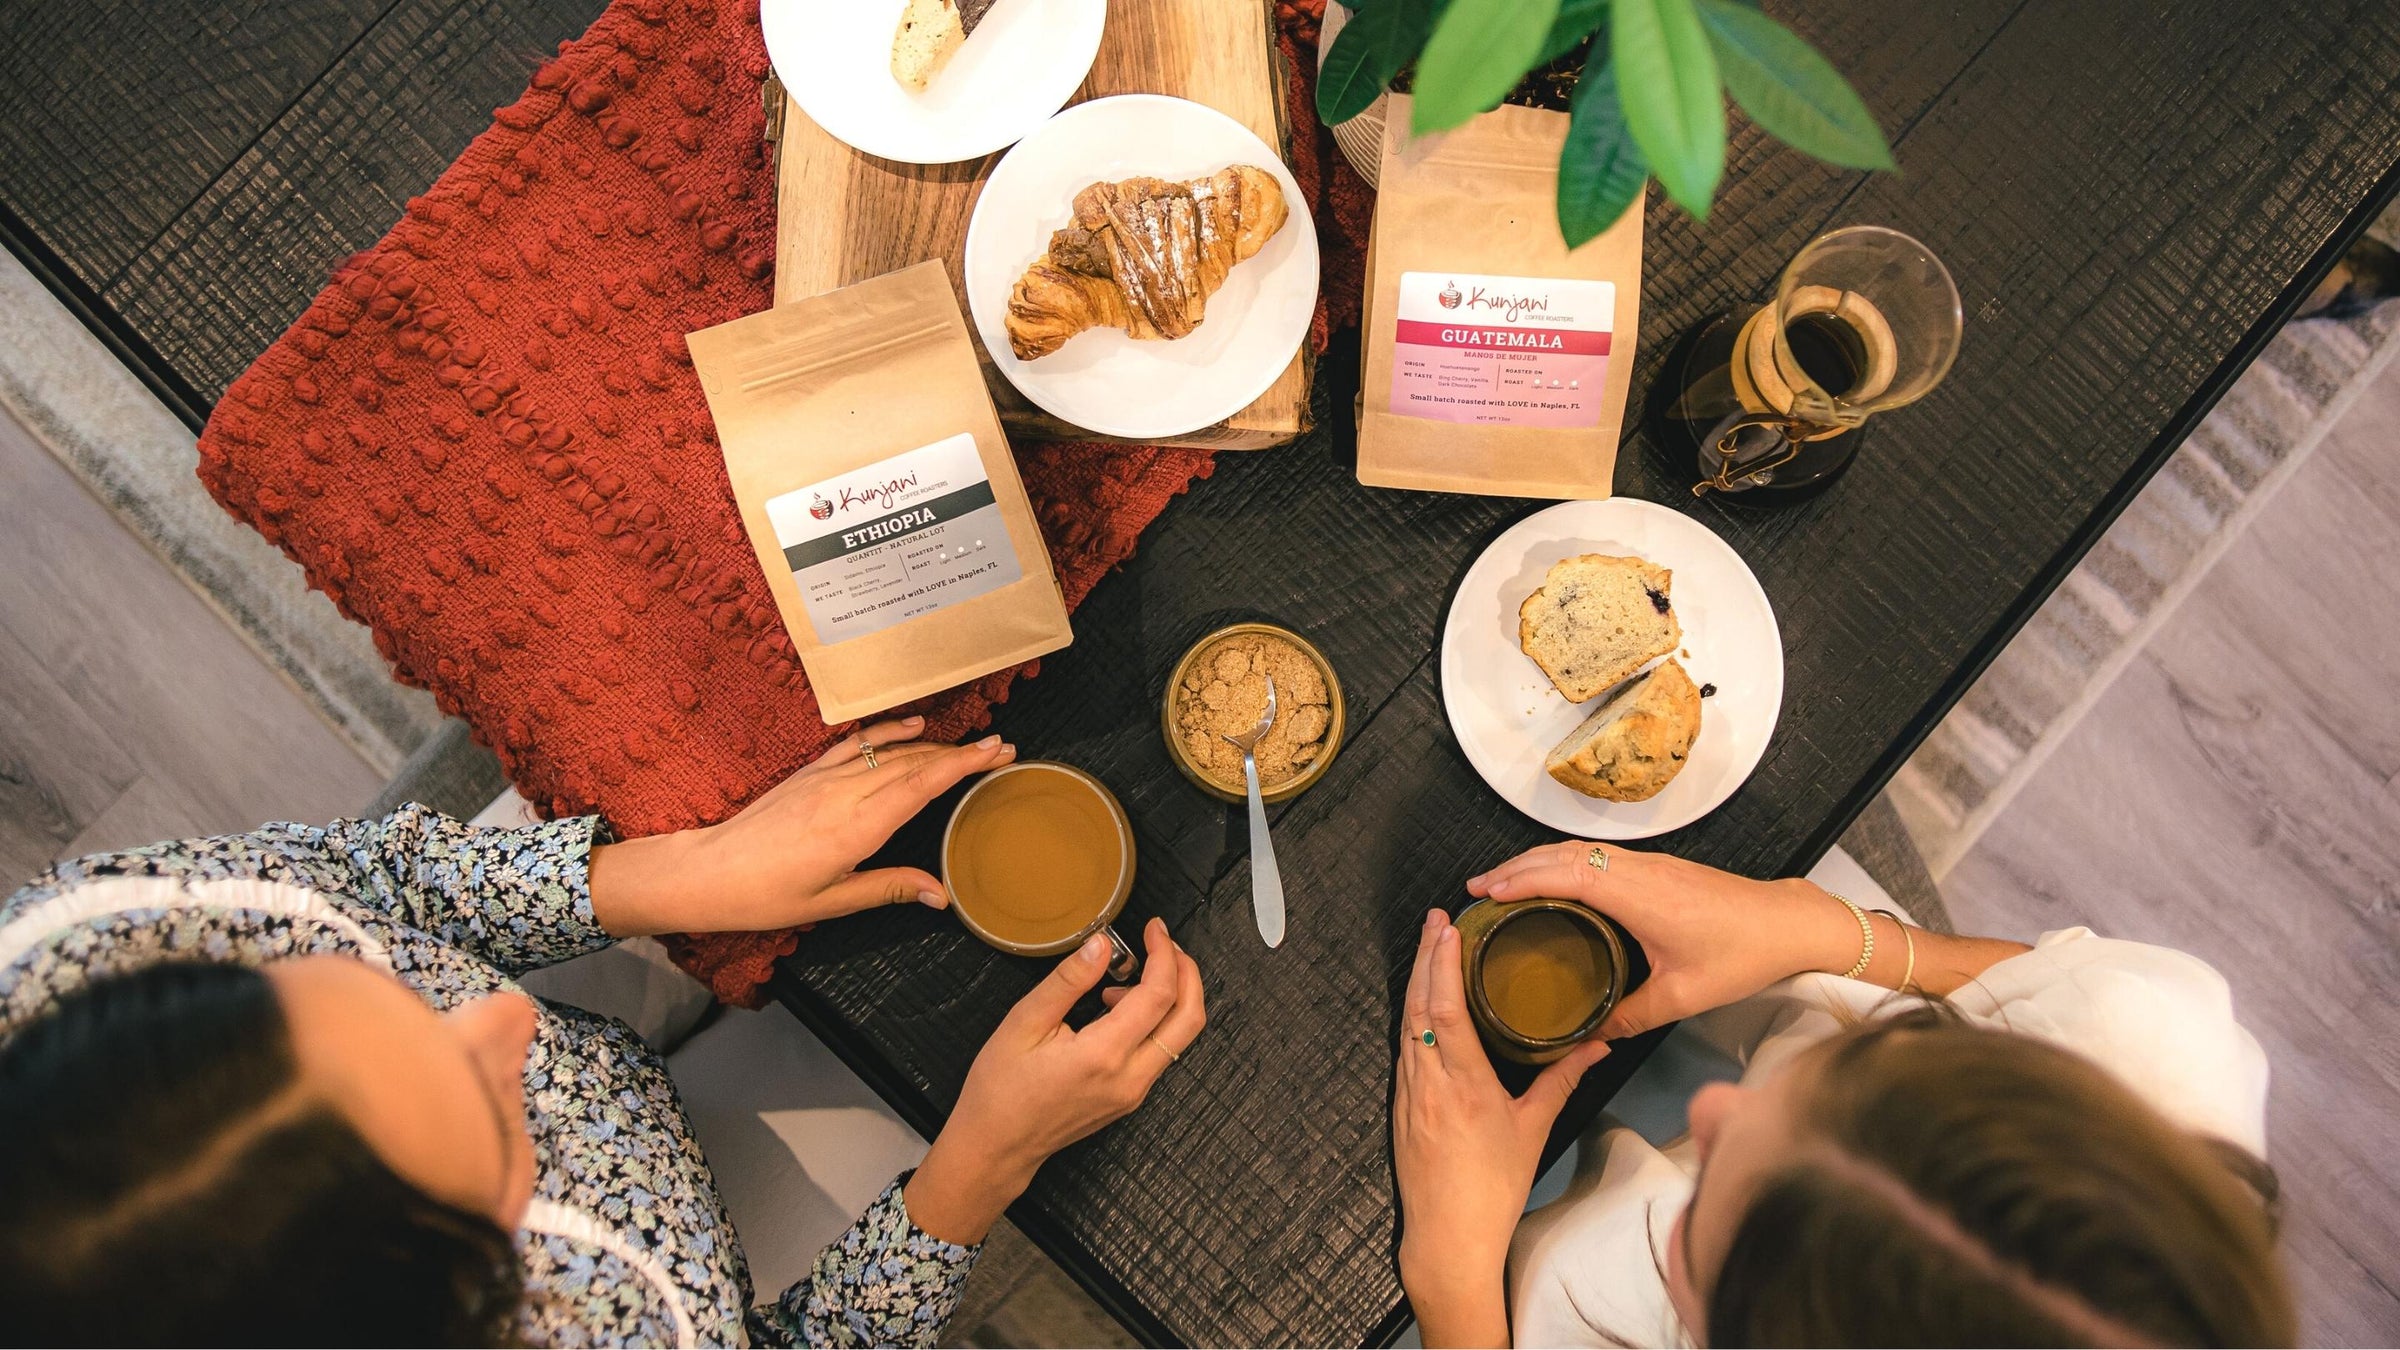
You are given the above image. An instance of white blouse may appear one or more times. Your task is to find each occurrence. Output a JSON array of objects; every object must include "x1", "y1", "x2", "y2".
[{"x1": 1505, "y1": 927, "x2": 2270, "y2": 1348}]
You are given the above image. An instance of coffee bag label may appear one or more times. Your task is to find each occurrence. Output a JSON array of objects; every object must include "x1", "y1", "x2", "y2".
[
  {"x1": 764, "y1": 432, "x2": 1021, "y2": 645},
  {"x1": 1388, "y1": 271, "x2": 1615, "y2": 427}
]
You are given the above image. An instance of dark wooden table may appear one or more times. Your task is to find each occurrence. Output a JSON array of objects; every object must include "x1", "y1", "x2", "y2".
[{"x1": 8, "y1": 2, "x2": 2399, "y2": 1344}]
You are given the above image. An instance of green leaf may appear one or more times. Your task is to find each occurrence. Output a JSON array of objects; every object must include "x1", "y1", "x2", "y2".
[
  {"x1": 1697, "y1": 0, "x2": 1894, "y2": 171},
  {"x1": 1556, "y1": 37, "x2": 1649, "y2": 248},
  {"x1": 1317, "y1": 0, "x2": 1443, "y2": 126},
  {"x1": 1536, "y1": 0, "x2": 1610, "y2": 66},
  {"x1": 1410, "y1": 0, "x2": 1562, "y2": 134},
  {"x1": 1611, "y1": 0, "x2": 1724, "y2": 220}
]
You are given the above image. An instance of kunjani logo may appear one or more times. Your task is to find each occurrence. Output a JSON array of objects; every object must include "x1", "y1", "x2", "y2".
[
  {"x1": 808, "y1": 493, "x2": 834, "y2": 521},
  {"x1": 1437, "y1": 281, "x2": 1463, "y2": 310}
]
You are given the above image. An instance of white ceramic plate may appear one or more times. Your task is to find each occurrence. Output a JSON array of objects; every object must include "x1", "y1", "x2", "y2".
[
  {"x1": 761, "y1": 0, "x2": 1107, "y2": 166},
  {"x1": 963, "y1": 94, "x2": 1320, "y2": 440},
  {"x1": 1440, "y1": 498, "x2": 1785, "y2": 839}
]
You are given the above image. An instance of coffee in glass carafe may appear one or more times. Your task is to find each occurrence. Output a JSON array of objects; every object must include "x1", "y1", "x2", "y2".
[{"x1": 1657, "y1": 226, "x2": 1960, "y2": 501}]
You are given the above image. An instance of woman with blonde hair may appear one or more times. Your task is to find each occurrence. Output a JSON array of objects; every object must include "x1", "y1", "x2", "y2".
[{"x1": 1393, "y1": 842, "x2": 2292, "y2": 1347}]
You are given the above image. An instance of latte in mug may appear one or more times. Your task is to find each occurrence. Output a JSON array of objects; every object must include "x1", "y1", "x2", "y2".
[
  {"x1": 943, "y1": 761, "x2": 1137, "y2": 974},
  {"x1": 1455, "y1": 897, "x2": 1628, "y2": 1064}
]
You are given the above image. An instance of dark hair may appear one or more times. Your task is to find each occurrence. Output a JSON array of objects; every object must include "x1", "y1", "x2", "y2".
[
  {"x1": 0, "y1": 962, "x2": 522, "y2": 1346},
  {"x1": 1704, "y1": 1009, "x2": 2294, "y2": 1347}
]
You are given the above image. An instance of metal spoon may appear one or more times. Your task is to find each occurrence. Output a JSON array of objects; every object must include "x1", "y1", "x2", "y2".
[{"x1": 1223, "y1": 676, "x2": 1286, "y2": 949}]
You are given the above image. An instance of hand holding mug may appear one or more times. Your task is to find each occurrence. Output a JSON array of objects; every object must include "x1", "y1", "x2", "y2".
[
  {"x1": 1468, "y1": 841, "x2": 1853, "y2": 1039},
  {"x1": 589, "y1": 717, "x2": 1018, "y2": 937},
  {"x1": 1394, "y1": 909, "x2": 1607, "y2": 1348},
  {"x1": 906, "y1": 918, "x2": 1205, "y2": 1245}
]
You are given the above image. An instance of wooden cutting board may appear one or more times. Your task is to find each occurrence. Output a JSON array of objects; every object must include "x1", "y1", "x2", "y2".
[{"x1": 769, "y1": 0, "x2": 1310, "y2": 450}]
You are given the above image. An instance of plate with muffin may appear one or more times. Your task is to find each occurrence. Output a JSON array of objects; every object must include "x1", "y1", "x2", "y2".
[
  {"x1": 761, "y1": 0, "x2": 1107, "y2": 165},
  {"x1": 963, "y1": 94, "x2": 1320, "y2": 439},
  {"x1": 1439, "y1": 498, "x2": 1784, "y2": 838}
]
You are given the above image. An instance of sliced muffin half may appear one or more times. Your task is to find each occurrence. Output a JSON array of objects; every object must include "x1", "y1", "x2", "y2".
[
  {"x1": 1545, "y1": 658, "x2": 1702, "y2": 801},
  {"x1": 1517, "y1": 554, "x2": 1682, "y2": 703}
]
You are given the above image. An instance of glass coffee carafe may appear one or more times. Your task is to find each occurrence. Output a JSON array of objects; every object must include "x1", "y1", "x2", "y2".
[{"x1": 1657, "y1": 225, "x2": 1961, "y2": 501}]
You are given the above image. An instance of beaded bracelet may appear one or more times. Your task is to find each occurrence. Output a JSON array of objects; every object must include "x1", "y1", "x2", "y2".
[{"x1": 1828, "y1": 890, "x2": 1874, "y2": 980}]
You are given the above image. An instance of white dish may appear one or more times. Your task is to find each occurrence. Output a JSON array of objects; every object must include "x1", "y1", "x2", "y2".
[
  {"x1": 963, "y1": 94, "x2": 1320, "y2": 440},
  {"x1": 761, "y1": 0, "x2": 1107, "y2": 166},
  {"x1": 1439, "y1": 498, "x2": 1785, "y2": 839}
]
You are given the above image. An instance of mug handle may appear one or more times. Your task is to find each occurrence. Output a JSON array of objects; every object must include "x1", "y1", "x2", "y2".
[{"x1": 1102, "y1": 925, "x2": 1139, "y2": 982}]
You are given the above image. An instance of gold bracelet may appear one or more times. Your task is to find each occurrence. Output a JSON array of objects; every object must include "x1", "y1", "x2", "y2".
[
  {"x1": 1828, "y1": 890, "x2": 1873, "y2": 980},
  {"x1": 1873, "y1": 909, "x2": 1918, "y2": 995}
]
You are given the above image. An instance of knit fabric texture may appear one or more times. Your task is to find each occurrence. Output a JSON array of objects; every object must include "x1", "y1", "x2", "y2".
[{"x1": 197, "y1": 0, "x2": 1372, "y2": 1004}]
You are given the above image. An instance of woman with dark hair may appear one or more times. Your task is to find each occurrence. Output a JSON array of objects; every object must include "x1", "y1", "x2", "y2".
[
  {"x1": 1392, "y1": 842, "x2": 2293, "y2": 1347},
  {"x1": 0, "y1": 721, "x2": 1205, "y2": 1346}
]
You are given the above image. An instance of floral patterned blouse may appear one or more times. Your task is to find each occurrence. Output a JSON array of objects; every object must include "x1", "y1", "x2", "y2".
[{"x1": 0, "y1": 805, "x2": 979, "y2": 1347}]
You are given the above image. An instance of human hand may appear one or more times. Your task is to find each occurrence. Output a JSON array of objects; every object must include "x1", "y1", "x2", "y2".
[
  {"x1": 1394, "y1": 909, "x2": 1608, "y2": 1348},
  {"x1": 587, "y1": 717, "x2": 1016, "y2": 936},
  {"x1": 1467, "y1": 842, "x2": 1856, "y2": 1039},
  {"x1": 906, "y1": 918, "x2": 1205, "y2": 1245}
]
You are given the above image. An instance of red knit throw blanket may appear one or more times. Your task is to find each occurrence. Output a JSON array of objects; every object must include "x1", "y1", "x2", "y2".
[{"x1": 198, "y1": 0, "x2": 1371, "y2": 1003}]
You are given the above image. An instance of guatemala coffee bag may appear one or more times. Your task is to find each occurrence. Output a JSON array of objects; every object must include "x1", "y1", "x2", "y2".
[
  {"x1": 1359, "y1": 94, "x2": 1644, "y2": 498},
  {"x1": 691, "y1": 261, "x2": 1069, "y2": 724}
]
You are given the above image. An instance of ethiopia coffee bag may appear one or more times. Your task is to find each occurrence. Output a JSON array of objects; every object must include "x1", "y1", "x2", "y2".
[
  {"x1": 1358, "y1": 94, "x2": 1644, "y2": 498},
  {"x1": 691, "y1": 261, "x2": 1069, "y2": 724}
]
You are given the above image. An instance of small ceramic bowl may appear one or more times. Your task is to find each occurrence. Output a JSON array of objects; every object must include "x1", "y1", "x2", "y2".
[{"x1": 1160, "y1": 622, "x2": 1345, "y2": 805}]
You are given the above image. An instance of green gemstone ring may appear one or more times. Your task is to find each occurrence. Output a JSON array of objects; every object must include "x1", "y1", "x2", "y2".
[{"x1": 1419, "y1": 1029, "x2": 1437, "y2": 1047}]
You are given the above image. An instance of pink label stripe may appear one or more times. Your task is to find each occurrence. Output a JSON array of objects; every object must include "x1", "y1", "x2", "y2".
[{"x1": 1394, "y1": 320, "x2": 1612, "y2": 355}]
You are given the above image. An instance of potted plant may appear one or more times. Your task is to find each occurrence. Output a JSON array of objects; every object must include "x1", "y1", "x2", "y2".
[{"x1": 1317, "y1": 0, "x2": 1895, "y2": 246}]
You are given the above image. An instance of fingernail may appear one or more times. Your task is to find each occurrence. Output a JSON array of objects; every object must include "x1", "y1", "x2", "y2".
[
  {"x1": 1487, "y1": 880, "x2": 1510, "y2": 897},
  {"x1": 917, "y1": 889, "x2": 947, "y2": 909},
  {"x1": 904, "y1": 715, "x2": 925, "y2": 726},
  {"x1": 977, "y1": 734, "x2": 1002, "y2": 749},
  {"x1": 1081, "y1": 932, "x2": 1107, "y2": 962},
  {"x1": 1439, "y1": 925, "x2": 1457, "y2": 946}
]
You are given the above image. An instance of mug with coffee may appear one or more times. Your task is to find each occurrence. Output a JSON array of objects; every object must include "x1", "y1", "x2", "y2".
[
  {"x1": 943, "y1": 761, "x2": 1139, "y2": 979},
  {"x1": 1454, "y1": 897, "x2": 1627, "y2": 1064}
]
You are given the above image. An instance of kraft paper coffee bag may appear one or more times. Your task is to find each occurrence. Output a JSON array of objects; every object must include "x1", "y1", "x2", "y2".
[
  {"x1": 691, "y1": 261, "x2": 1069, "y2": 724},
  {"x1": 1359, "y1": 94, "x2": 1644, "y2": 498}
]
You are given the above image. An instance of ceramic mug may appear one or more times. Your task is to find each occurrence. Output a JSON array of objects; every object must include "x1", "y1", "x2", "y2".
[
  {"x1": 1454, "y1": 897, "x2": 1628, "y2": 1064},
  {"x1": 941, "y1": 760, "x2": 1139, "y2": 979}
]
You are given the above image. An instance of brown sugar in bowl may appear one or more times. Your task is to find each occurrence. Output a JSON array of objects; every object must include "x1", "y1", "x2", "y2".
[{"x1": 1161, "y1": 622, "x2": 1345, "y2": 805}]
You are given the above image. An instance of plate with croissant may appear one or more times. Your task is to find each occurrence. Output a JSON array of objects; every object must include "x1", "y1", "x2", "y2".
[{"x1": 964, "y1": 94, "x2": 1320, "y2": 439}]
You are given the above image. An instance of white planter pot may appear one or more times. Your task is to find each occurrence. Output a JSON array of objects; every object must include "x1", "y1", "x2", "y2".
[{"x1": 1314, "y1": 2, "x2": 1388, "y2": 188}]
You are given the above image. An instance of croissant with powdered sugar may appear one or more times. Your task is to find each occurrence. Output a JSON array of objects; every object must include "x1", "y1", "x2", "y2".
[{"x1": 1003, "y1": 165, "x2": 1288, "y2": 361}]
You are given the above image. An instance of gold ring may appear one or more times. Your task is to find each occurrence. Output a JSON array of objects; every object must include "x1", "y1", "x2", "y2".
[
  {"x1": 858, "y1": 739, "x2": 879, "y2": 768},
  {"x1": 1145, "y1": 1033, "x2": 1180, "y2": 1064},
  {"x1": 1587, "y1": 846, "x2": 1609, "y2": 871},
  {"x1": 1417, "y1": 1029, "x2": 1437, "y2": 1047}
]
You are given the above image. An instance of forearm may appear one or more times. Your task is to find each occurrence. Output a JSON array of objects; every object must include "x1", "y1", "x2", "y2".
[
  {"x1": 1788, "y1": 880, "x2": 2030, "y2": 995},
  {"x1": 584, "y1": 828, "x2": 710, "y2": 938},
  {"x1": 1402, "y1": 1249, "x2": 1511, "y2": 1349},
  {"x1": 902, "y1": 1129, "x2": 1037, "y2": 1246}
]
